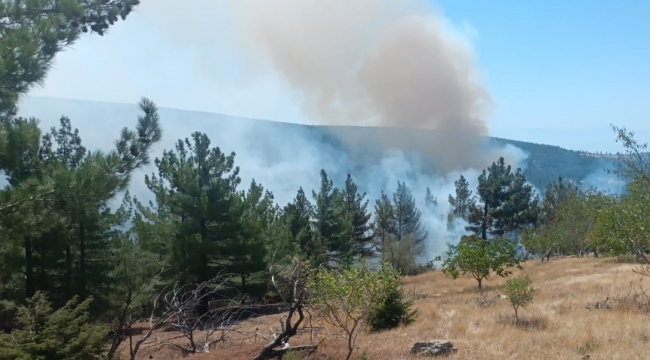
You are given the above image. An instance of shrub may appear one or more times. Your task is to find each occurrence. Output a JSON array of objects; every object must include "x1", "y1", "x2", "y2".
[
  {"x1": 367, "y1": 282, "x2": 417, "y2": 332},
  {"x1": 0, "y1": 291, "x2": 106, "y2": 360},
  {"x1": 504, "y1": 273, "x2": 535, "y2": 323},
  {"x1": 307, "y1": 262, "x2": 401, "y2": 360}
]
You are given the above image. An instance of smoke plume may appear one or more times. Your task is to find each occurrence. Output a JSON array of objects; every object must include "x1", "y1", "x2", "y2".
[
  {"x1": 19, "y1": 1, "x2": 531, "y2": 261},
  {"x1": 139, "y1": 0, "x2": 493, "y2": 172}
]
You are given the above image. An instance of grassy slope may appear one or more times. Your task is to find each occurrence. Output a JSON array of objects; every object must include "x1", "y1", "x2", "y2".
[{"x1": 124, "y1": 257, "x2": 649, "y2": 360}]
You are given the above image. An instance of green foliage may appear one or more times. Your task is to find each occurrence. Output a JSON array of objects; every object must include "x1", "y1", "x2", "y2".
[
  {"x1": 355, "y1": 351, "x2": 372, "y2": 360},
  {"x1": 366, "y1": 279, "x2": 417, "y2": 332},
  {"x1": 591, "y1": 184, "x2": 650, "y2": 263},
  {"x1": 340, "y1": 174, "x2": 375, "y2": 261},
  {"x1": 437, "y1": 235, "x2": 521, "y2": 290},
  {"x1": 504, "y1": 273, "x2": 535, "y2": 322},
  {"x1": 448, "y1": 174, "x2": 472, "y2": 220},
  {"x1": 307, "y1": 263, "x2": 401, "y2": 360},
  {"x1": 0, "y1": 291, "x2": 106, "y2": 360},
  {"x1": 466, "y1": 157, "x2": 539, "y2": 241},
  {"x1": 589, "y1": 126, "x2": 650, "y2": 263},
  {"x1": 133, "y1": 132, "x2": 253, "y2": 290},
  {"x1": 524, "y1": 189, "x2": 608, "y2": 260},
  {"x1": 373, "y1": 182, "x2": 427, "y2": 275},
  {"x1": 0, "y1": 0, "x2": 140, "y2": 117}
]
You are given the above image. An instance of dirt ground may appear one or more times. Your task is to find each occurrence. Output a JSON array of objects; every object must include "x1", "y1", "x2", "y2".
[{"x1": 119, "y1": 257, "x2": 650, "y2": 360}]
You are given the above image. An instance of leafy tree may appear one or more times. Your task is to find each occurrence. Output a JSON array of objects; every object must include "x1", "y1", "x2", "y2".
[
  {"x1": 437, "y1": 235, "x2": 521, "y2": 290},
  {"x1": 504, "y1": 273, "x2": 535, "y2": 323},
  {"x1": 307, "y1": 263, "x2": 401, "y2": 360},
  {"x1": 0, "y1": 291, "x2": 106, "y2": 360},
  {"x1": 610, "y1": 125, "x2": 650, "y2": 186},
  {"x1": 521, "y1": 226, "x2": 558, "y2": 262},
  {"x1": 555, "y1": 190, "x2": 605, "y2": 257},
  {"x1": 589, "y1": 126, "x2": 650, "y2": 262},
  {"x1": 591, "y1": 186, "x2": 650, "y2": 263},
  {"x1": 448, "y1": 174, "x2": 472, "y2": 220}
]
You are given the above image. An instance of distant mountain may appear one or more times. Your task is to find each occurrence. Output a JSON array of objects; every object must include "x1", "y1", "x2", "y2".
[{"x1": 16, "y1": 96, "x2": 621, "y2": 199}]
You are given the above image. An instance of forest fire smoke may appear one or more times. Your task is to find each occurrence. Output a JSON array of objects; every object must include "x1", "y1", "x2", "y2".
[{"x1": 141, "y1": 0, "x2": 496, "y2": 172}]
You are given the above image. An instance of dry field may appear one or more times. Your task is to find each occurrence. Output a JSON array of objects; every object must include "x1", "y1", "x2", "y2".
[{"x1": 122, "y1": 257, "x2": 650, "y2": 360}]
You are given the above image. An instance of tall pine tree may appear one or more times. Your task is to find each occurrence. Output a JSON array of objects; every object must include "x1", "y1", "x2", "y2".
[
  {"x1": 133, "y1": 132, "x2": 242, "y2": 293},
  {"x1": 340, "y1": 174, "x2": 374, "y2": 260}
]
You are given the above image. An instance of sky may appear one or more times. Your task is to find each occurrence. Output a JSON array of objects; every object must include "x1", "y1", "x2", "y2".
[{"x1": 26, "y1": 0, "x2": 650, "y2": 153}]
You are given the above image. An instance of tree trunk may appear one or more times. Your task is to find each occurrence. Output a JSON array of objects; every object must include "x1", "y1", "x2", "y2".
[
  {"x1": 477, "y1": 278, "x2": 482, "y2": 290},
  {"x1": 65, "y1": 245, "x2": 72, "y2": 298},
  {"x1": 514, "y1": 307, "x2": 519, "y2": 323},
  {"x1": 78, "y1": 221, "x2": 86, "y2": 300},
  {"x1": 481, "y1": 202, "x2": 488, "y2": 241},
  {"x1": 24, "y1": 237, "x2": 34, "y2": 298}
]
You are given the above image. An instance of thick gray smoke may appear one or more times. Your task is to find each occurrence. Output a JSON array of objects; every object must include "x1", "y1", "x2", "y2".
[
  {"x1": 138, "y1": 0, "x2": 494, "y2": 172},
  {"x1": 17, "y1": 97, "x2": 528, "y2": 261},
  {"x1": 19, "y1": 1, "x2": 531, "y2": 261}
]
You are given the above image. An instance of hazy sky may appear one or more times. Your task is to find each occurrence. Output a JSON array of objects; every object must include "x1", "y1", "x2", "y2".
[{"x1": 27, "y1": 0, "x2": 650, "y2": 152}]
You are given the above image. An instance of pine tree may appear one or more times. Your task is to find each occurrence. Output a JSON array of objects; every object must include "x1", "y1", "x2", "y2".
[
  {"x1": 133, "y1": 132, "x2": 242, "y2": 295},
  {"x1": 0, "y1": 100, "x2": 160, "y2": 319},
  {"x1": 283, "y1": 187, "x2": 314, "y2": 256},
  {"x1": 467, "y1": 157, "x2": 513, "y2": 240},
  {"x1": 372, "y1": 192, "x2": 395, "y2": 248},
  {"x1": 448, "y1": 174, "x2": 472, "y2": 220},
  {"x1": 424, "y1": 187, "x2": 438, "y2": 211},
  {"x1": 0, "y1": 291, "x2": 106, "y2": 360},
  {"x1": 340, "y1": 174, "x2": 374, "y2": 260},
  {"x1": 311, "y1": 170, "x2": 347, "y2": 266},
  {"x1": 467, "y1": 158, "x2": 539, "y2": 241},
  {"x1": 374, "y1": 182, "x2": 427, "y2": 275},
  {"x1": 392, "y1": 181, "x2": 427, "y2": 244},
  {"x1": 0, "y1": 0, "x2": 140, "y2": 118},
  {"x1": 540, "y1": 177, "x2": 579, "y2": 224},
  {"x1": 226, "y1": 180, "x2": 274, "y2": 292},
  {"x1": 499, "y1": 169, "x2": 539, "y2": 238}
]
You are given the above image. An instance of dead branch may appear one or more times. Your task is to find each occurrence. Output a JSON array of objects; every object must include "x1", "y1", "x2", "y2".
[
  {"x1": 253, "y1": 261, "x2": 316, "y2": 360},
  {"x1": 156, "y1": 272, "x2": 248, "y2": 354},
  {"x1": 106, "y1": 267, "x2": 165, "y2": 360}
]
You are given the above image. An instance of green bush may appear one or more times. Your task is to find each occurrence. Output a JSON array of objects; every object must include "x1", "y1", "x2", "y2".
[
  {"x1": 0, "y1": 291, "x2": 106, "y2": 360},
  {"x1": 367, "y1": 282, "x2": 417, "y2": 332}
]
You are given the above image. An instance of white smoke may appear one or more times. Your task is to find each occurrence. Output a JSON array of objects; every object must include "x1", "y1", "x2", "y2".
[
  {"x1": 19, "y1": 1, "x2": 535, "y2": 260},
  {"x1": 135, "y1": 0, "x2": 497, "y2": 172}
]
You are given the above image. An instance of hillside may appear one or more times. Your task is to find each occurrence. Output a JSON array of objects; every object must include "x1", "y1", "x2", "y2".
[
  {"x1": 120, "y1": 257, "x2": 650, "y2": 359},
  {"x1": 17, "y1": 96, "x2": 618, "y2": 194}
]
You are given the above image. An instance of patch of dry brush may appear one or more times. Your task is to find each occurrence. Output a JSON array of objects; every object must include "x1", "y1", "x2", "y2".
[{"x1": 120, "y1": 257, "x2": 650, "y2": 360}]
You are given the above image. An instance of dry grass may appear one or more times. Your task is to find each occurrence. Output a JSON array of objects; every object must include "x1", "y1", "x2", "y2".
[{"x1": 121, "y1": 257, "x2": 650, "y2": 360}]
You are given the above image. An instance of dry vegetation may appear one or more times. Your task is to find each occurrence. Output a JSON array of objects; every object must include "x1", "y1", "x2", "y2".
[{"x1": 120, "y1": 257, "x2": 650, "y2": 360}]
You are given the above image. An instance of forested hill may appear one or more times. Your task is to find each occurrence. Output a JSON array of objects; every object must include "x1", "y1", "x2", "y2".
[
  {"x1": 487, "y1": 137, "x2": 616, "y2": 191},
  {"x1": 18, "y1": 96, "x2": 617, "y2": 193}
]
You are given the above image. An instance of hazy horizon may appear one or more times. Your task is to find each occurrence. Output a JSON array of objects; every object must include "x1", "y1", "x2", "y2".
[{"x1": 20, "y1": 95, "x2": 647, "y2": 155}]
